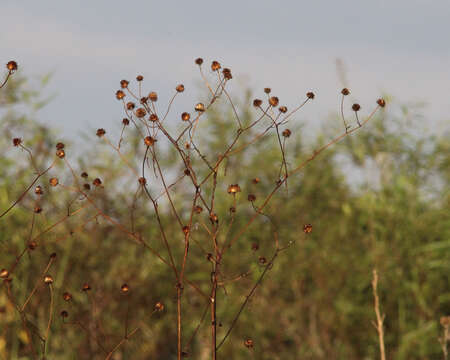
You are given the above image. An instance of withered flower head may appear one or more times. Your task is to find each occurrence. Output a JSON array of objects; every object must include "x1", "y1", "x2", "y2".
[
  {"x1": 154, "y1": 301, "x2": 164, "y2": 311},
  {"x1": 13, "y1": 138, "x2": 22, "y2": 147},
  {"x1": 136, "y1": 75, "x2": 144, "y2": 81},
  {"x1": 82, "y1": 283, "x2": 91, "y2": 291},
  {"x1": 81, "y1": 172, "x2": 88, "y2": 178},
  {"x1": 138, "y1": 177, "x2": 147, "y2": 185},
  {"x1": 60, "y1": 310, "x2": 68, "y2": 318},
  {"x1": 83, "y1": 183, "x2": 91, "y2": 190},
  {"x1": 252, "y1": 177, "x2": 260, "y2": 184},
  {"x1": 195, "y1": 58, "x2": 204, "y2": 65},
  {"x1": 306, "y1": 91, "x2": 315, "y2": 99},
  {"x1": 44, "y1": 275, "x2": 54, "y2": 284},
  {"x1": 248, "y1": 194, "x2": 256, "y2": 202},
  {"x1": 49, "y1": 178, "x2": 59, "y2": 187},
  {"x1": 279, "y1": 106, "x2": 288, "y2": 113},
  {"x1": 120, "y1": 80, "x2": 129, "y2": 88},
  {"x1": 222, "y1": 68, "x2": 232, "y2": 80},
  {"x1": 211, "y1": 61, "x2": 221, "y2": 71},
  {"x1": 244, "y1": 338, "x2": 254, "y2": 349},
  {"x1": 56, "y1": 142, "x2": 65, "y2": 150},
  {"x1": 34, "y1": 206, "x2": 43, "y2": 214},
  {"x1": 149, "y1": 114, "x2": 159, "y2": 122},
  {"x1": 135, "y1": 107, "x2": 147, "y2": 118},
  {"x1": 176, "y1": 84, "x2": 185, "y2": 92},
  {"x1": 144, "y1": 136, "x2": 156, "y2": 146},
  {"x1": 116, "y1": 90, "x2": 125, "y2": 100},
  {"x1": 227, "y1": 184, "x2": 241, "y2": 194},
  {"x1": 181, "y1": 112, "x2": 191, "y2": 121},
  {"x1": 269, "y1": 96, "x2": 279, "y2": 107},
  {"x1": 35, "y1": 185, "x2": 43, "y2": 195},
  {"x1": 148, "y1": 92, "x2": 158, "y2": 102},
  {"x1": 352, "y1": 103, "x2": 361, "y2": 112},
  {"x1": 303, "y1": 224, "x2": 312, "y2": 233},
  {"x1": 377, "y1": 98, "x2": 386, "y2": 107},
  {"x1": 282, "y1": 129, "x2": 291, "y2": 138},
  {"x1": 93, "y1": 178, "x2": 102, "y2": 187},
  {"x1": 121, "y1": 283, "x2": 130, "y2": 293},
  {"x1": 126, "y1": 102, "x2": 136, "y2": 110},
  {"x1": 6, "y1": 61, "x2": 18, "y2": 72},
  {"x1": 28, "y1": 240, "x2": 38, "y2": 250},
  {"x1": 182, "y1": 225, "x2": 190, "y2": 235},
  {"x1": 264, "y1": 88, "x2": 271, "y2": 94},
  {"x1": 50, "y1": 252, "x2": 57, "y2": 259},
  {"x1": 96, "y1": 128, "x2": 106, "y2": 137},
  {"x1": 122, "y1": 118, "x2": 130, "y2": 126},
  {"x1": 253, "y1": 99, "x2": 262, "y2": 107},
  {"x1": 341, "y1": 88, "x2": 350, "y2": 96},
  {"x1": 56, "y1": 149, "x2": 65, "y2": 159},
  {"x1": 194, "y1": 205, "x2": 203, "y2": 214},
  {"x1": 0, "y1": 269, "x2": 9, "y2": 279},
  {"x1": 63, "y1": 292, "x2": 72, "y2": 301},
  {"x1": 195, "y1": 103, "x2": 205, "y2": 112}
]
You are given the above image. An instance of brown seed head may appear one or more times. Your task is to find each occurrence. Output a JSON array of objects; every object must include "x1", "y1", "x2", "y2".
[
  {"x1": 96, "y1": 128, "x2": 106, "y2": 137},
  {"x1": 210, "y1": 212, "x2": 218, "y2": 223},
  {"x1": 6, "y1": 61, "x2": 18, "y2": 72},
  {"x1": 82, "y1": 283, "x2": 91, "y2": 291},
  {"x1": 93, "y1": 178, "x2": 102, "y2": 187},
  {"x1": 63, "y1": 292, "x2": 72, "y2": 301},
  {"x1": 352, "y1": 103, "x2": 361, "y2": 112},
  {"x1": 35, "y1": 185, "x2": 43, "y2": 195},
  {"x1": 56, "y1": 149, "x2": 65, "y2": 159},
  {"x1": 28, "y1": 240, "x2": 38, "y2": 250},
  {"x1": 135, "y1": 108, "x2": 147, "y2": 118},
  {"x1": 56, "y1": 142, "x2": 65, "y2": 150},
  {"x1": 148, "y1": 92, "x2": 158, "y2": 102},
  {"x1": 140, "y1": 96, "x2": 148, "y2": 104},
  {"x1": 303, "y1": 223, "x2": 313, "y2": 233},
  {"x1": 195, "y1": 103, "x2": 205, "y2": 112},
  {"x1": 195, "y1": 58, "x2": 204, "y2": 65},
  {"x1": 377, "y1": 98, "x2": 386, "y2": 107},
  {"x1": 184, "y1": 168, "x2": 190, "y2": 176},
  {"x1": 44, "y1": 275, "x2": 54, "y2": 284},
  {"x1": 264, "y1": 88, "x2": 271, "y2": 94},
  {"x1": 49, "y1": 178, "x2": 59, "y2": 187},
  {"x1": 176, "y1": 84, "x2": 185, "y2": 92},
  {"x1": 13, "y1": 138, "x2": 22, "y2": 147},
  {"x1": 341, "y1": 88, "x2": 350, "y2": 96},
  {"x1": 60, "y1": 310, "x2": 68, "y2": 318},
  {"x1": 440, "y1": 316, "x2": 450, "y2": 328},
  {"x1": 194, "y1": 205, "x2": 203, "y2": 214},
  {"x1": 253, "y1": 99, "x2": 262, "y2": 107},
  {"x1": 279, "y1": 106, "x2": 288, "y2": 113},
  {"x1": 50, "y1": 252, "x2": 57, "y2": 259},
  {"x1": 182, "y1": 225, "x2": 190, "y2": 235},
  {"x1": 144, "y1": 136, "x2": 156, "y2": 146},
  {"x1": 222, "y1": 68, "x2": 232, "y2": 80},
  {"x1": 138, "y1": 177, "x2": 147, "y2": 185},
  {"x1": 34, "y1": 206, "x2": 43, "y2": 214},
  {"x1": 252, "y1": 177, "x2": 260, "y2": 184},
  {"x1": 248, "y1": 194, "x2": 256, "y2": 202},
  {"x1": 211, "y1": 61, "x2": 221, "y2": 71},
  {"x1": 154, "y1": 301, "x2": 164, "y2": 311},
  {"x1": 83, "y1": 183, "x2": 91, "y2": 191},
  {"x1": 136, "y1": 75, "x2": 144, "y2": 81},
  {"x1": 116, "y1": 90, "x2": 125, "y2": 100},
  {"x1": 120, "y1": 80, "x2": 129, "y2": 88},
  {"x1": 244, "y1": 338, "x2": 254, "y2": 349},
  {"x1": 122, "y1": 118, "x2": 130, "y2": 126},
  {"x1": 269, "y1": 96, "x2": 279, "y2": 107},
  {"x1": 227, "y1": 184, "x2": 241, "y2": 194},
  {"x1": 181, "y1": 112, "x2": 191, "y2": 121},
  {"x1": 251, "y1": 243, "x2": 259, "y2": 251},
  {"x1": 306, "y1": 91, "x2": 315, "y2": 99},
  {"x1": 126, "y1": 102, "x2": 135, "y2": 110},
  {"x1": 0, "y1": 269, "x2": 9, "y2": 279},
  {"x1": 121, "y1": 283, "x2": 130, "y2": 293},
  {"x1": 282, "y1": 129, "x2": 292, "y2": 138}
]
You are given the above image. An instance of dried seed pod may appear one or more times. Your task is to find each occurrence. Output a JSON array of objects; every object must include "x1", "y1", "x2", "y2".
[
  {"x1": 135, "y1": 108, "x2": 147, "y2": 118},
  {"x1": 306, "y1": 91, "x2": 315, "y2": 99},
  {"x1": 181, "y1": 112, "x2": 191, "y2": 121},
  {"x1": 83, "y1": 183, "x2": 91, "y2": 191},
  {"x1": 303, "y1": 224, "x2": 312, "y2": 233},
  {"x1": 252, "y1": 177, "x2": 260, "y2": 184},
  {"x1": 227, "y1": 184, "x2": 241, "y2": 194},
  {"x1": 176, "y1": 84, "x2": 185, "y2": 92},
  {"x1": 258, "y1": 256, "x2": 267, "y2": 265},
  {"x1": 244, "y1": 338, "x2": 254, "y2": 349},
  {"x1": 352, "y1": 103, "x2": 361, "y2": 112},
  {"x1": 264, "y1": 88, "x2": 271, "y2": 94},
  {"x1": 35, "y1": 185, "x2": 43, "y2": 195},
  {"x1": 120, "y1": 80, "x2": 129, "y2": 88},
  {"x1": 93, "y1": 178, "x2": 102, "y2": 187},
  {"x1": 56, "y1": 142, "x2": 65, "y2": 150},
  {"x1": 0, "y1": 269, "x2": 9, "y2": 279},
  {"x1": 28, "y1": 240, "x2": 38, "y2": 250},
  {"x1": 269, "y1": 96, "x2": 279, "y2": 107},
  {"x1": 222, "y1": 68, "x2": 232, "y2": 80},
  {"x1": 210, "y1": 212, "x2": 218, "y2": 223},
  {"x1": 96, "y1": 128, "x2": 106, "y2": 137},
  {"x1": 56, "y1": 149, "x2": 65, "y2": 159},
  {"x1": 140, "y1": 96, "x2": 148, "y2": 104},
  {"x1": 149, "y1": 114, "x2": 159, "y2": 122},
  {"x1": 182, "y1": 225, "x2": 190, "y2": 235},
  {"x1": 116, "y1": 90, "x2": 125, "y2": 100},
  {"x1": 154, "y1": 301, "x2": 164, "y2": 311},
  {"x1": 121, "y1": 283, "x2": 130, "y2": 293},
  {"x1": 81, "y1": 172, "x2": 88, "y2": 178},
  {"x1": 195, "y1": 58, "x2": 204, "y2": 65},
  {"x1": 122, "y1": 118, "x2": 130, "y2": 126},
  {"x1": 144, "y1": 136, "x2": 156, "y2": 146},
  {"x1": 279, "y1": 106, "x2": 288, "y2": 113},
  {"x1": 148, "y1": 92, "x2": 158, "y2": 102},
  {"x1": 377, "y1": 98, "x2": 386, "y2": 107},
  {"x1": 341, "y1": 88, "x2": 350, "y2": 96},
  {"x1": 50, "y1": 252, "x2": 57, "y2": 259},
  {"x1": 195, "y1": 103, "x2": 205, "y2": 112},
  {"x1": 63, "y1": 292, "x2": 72, "y2": 301},
  {"x1": 34, "y1": 206, "x2": 43, "y2": 214},
  {"x1": 211, "y1": 61, "x2": 221, "y2": 71},
  {"x1": 13, "y1": 138, "x2": 22, "y2": 147},
  {"x1": 6, "y1": 60, "x2": 18, "y2": 72},
  {"x1": 440, "y1": 316, "x2": 450, "y2": 328},
  {"x1": 44, "y1": 275, "x2": 54, "y2": 284},
  {"x1": 82, "y1": 283, "x2": 91, "y2": 291},
  {"x1": 49, "y1": 178, "x2": 59, "y2": 186},
  {"x1": 253, "y1": 99, "x2": 262, "y2": 107},
  {"x1": 60, "y1": 310, "x2": 68, "y2": 318},
  {"x1": 138, "y1": 177, "x2": 147, "y2": 185},
  {"x1": 248, "y1": 194, "x2": 256, "y2": 202},
  {"x1": 282, "y1": 129, "x2": 291, "y2": 138},
  {"x1": 184, "y1": 169, "x2": 190, "y2": 176},
  {"x1": 126, "y1": 102, "x2": 135, "y2": 110},
  {"x1": 136, "y1": 75, "x2": 144, "y2": 81},
  {"x1": 194, "y1": 205, "x2": 203, "y2": 214}
]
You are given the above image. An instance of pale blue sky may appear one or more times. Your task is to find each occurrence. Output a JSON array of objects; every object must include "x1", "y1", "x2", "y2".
[{"x1": 2, "y1": 0, "x2": 449, "y2": 138}]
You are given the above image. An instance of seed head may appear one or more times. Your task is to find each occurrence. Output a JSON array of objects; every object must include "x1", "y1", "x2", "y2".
[
  {"x1": 279, "y1": 106, "x2": 288, "y2": 113},
  {"x1": 82, "y1": 283, "x2": 91, "y2": 291},
  {"x1": 63, "y1": 292, "x2": 72, "y2": 301},
  {"x1": 144, "y1": 136, "x2": 156, "y2": 146},
  {"x1": 154, "y1": 301, "x2": 164, "y2": 312},
  {"x1": 252, "y1": 177, "x2": 260, "y2": 184},
  {"x1": 227, "y1": 184, "x2": 241, "y2": 194},
  {"x1": 28, "y1": 240, "x2": 38, "y2": 250},
  {"x1": 120, "y1": 80, "x2": 129, "y2": 88},
  {"x1": 211, "y1": 61, "x2": 221, "y2": 71},
  {"x1": 341, "y1": 88, "x2": 350, "y2": 96},
  {"x1": 244, "y1": 339, "x2": 254, "y2": 348},
  {"x1": 0, "y1": 269, "x2": 9, "y2": 279},
  {"x1": 195, "y1": 103, "x2": 205, "y2": 112},
  {"x1": 44, "y1": 275, "x2": 54, "y2": 284},
  {"x1": 303, "y1": 224, "x2": 312, "y2": 233},
  {"x1": 148, "y1": 92, "x2": 158, "y2": 102},
  {"x1": 35, "y1": 185, "x2": 43, "y2": 195},
  {"x1": 222, "y1": 68, "x2": 232, "y2": 80},
  {"x1": 49, "y1": 178, "x2": 59, "y2": 187},
  {"x1": 56, "y1": 142, "x2": 65, "y2": 150},
  {"x1": 60, "y1": 310, "x2": 68, "y2": 318},
  {"x1": 6, "y1": 61, "x2": 18, "y2": 72},
  {"x1": 264, "y1": 88, "x2": 271, "y2": 94},
  {"x1": 258, "y1": 256, "x2": 267, "y2": 265},
  {"x1": 251, "y1": 243, "x2": 259, "y2": 251},
  {"x1": 126, "y1": 102, "x2": 135, "y2": 110},
  {"x1": 56, "y1": 149, "x2": 65, "y2": 159},
  {"x1": 138, "y1": 177, "x2": 147, "y2": 185},
  {"x1": 83, "y1": 183, "x2": 91, "y2": 191},
  {"x1": 176, "y1": 84, "x2": 185, "y2": 92},
  {"x1": 93, "y1": 178, "x2": 102, "y2": 187},
  {"x1": 195, "y1": 58, "x2": 204, "y2": 65},
  {"x1": 136, "y1": 75, "x2": 144, "y2": 82},
  {"x1": 121, "y1": 283, "x2": 130, "y2": 293},
  {"x1": 181, "y1": 112, "x2": 191, "y2": 121},
  {"x1": 194, "y1": 205, "x2": 203, "y2": 214},
  {"x1": 96, "y1": 128, "x2": 106, "y2": 137},
  {"x1": 282, "y1": 129, "x2": 291, "y2": 138},
  {"x1": 122, "y1": 118, "x2": 130, "y2": 126},
  {"x1": 116, "y1": 90, "x2": 125, "y2": 100},
  {"x1": 140, "y1": 96, "x2": 148, "y2": 104},
  {"x1": 248, "y1": 194, "x2": 256, "y2": 202},
  {"x1": 50, "y1": 252, "x2": 57, "y2": 259},
  {"x1": 182, "y1": 225, "x2": 190, "y2": 235},
  {"x1": 306, "y1": 91, "x2": 315, "y2": 99},
  {"x1": 184, "y1": 169, "x2": 190, "y2": 176},
  {"x1": 135, "y1": 108, "x2": 147, "y2": 118},
  {"x1": 269, "y1": 96, "x2": 279, "y2": 107},
  {"x1": 13, "y1": 138, "x2": 22, "y2": 147},
  {"x1": 352, "y1": 103, "x2": 361, "y2": 112},
  {"x1": 34, "y1": 206, "x2": 43, "y2": 214},
  {"x1": 253, "y1": 99, "x2": 262, "y2": 107},
  {"x1": 210, "y1": 212, "x2": 218, "y2": 223},
  {"x1": 376, "y1": 98, "x2": 386, "y2": 107}
]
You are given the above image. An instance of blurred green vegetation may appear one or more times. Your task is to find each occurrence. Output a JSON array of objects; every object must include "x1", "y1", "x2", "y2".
[{"x1": 0, "y1": 75, "x2": 449, "y2": 360}]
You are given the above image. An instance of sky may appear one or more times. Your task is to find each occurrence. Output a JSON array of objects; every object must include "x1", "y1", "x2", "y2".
[{"x1": 2, "y1": 0, "x2": 450, "y2": 139}]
